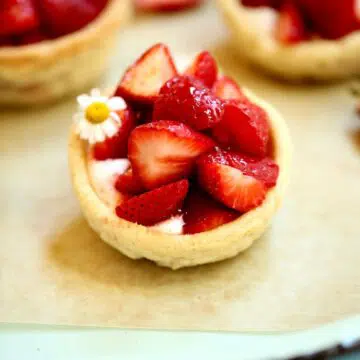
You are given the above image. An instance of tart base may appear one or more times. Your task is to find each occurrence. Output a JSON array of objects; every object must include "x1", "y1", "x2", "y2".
[
  {"x1": 216, "y1": 0, "x2": 360, "y2": 81},
  {"x1": 68, "y1": 90, "x2": 291, "y2": 270},
  {"x1": 0, "y1": 0, "x2": 132, "y2": 106}
]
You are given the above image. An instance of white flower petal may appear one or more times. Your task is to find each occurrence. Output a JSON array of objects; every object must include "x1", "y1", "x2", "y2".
[
  {"x1": 102, "y1": 118, "x2": 119, "y2": 138},
  {"x1": 77, "y1": 95, "x2": 92, "y2": 109},
  {"x1": 90, "y1": 89, "x2": 101, "y2": 98},
  {"x1": 107, "y1": 97, "x2": 127, "y2": 111},
  {"x1": 88, "y1": 131, "x2": 98, "y2": 145},
  {"x1": 110, "y1": 111, "x2": 122, "y2": 125},
  {"x1": 96, "y1": 96, "x2": 109, "y2": 104},
  {"x1": 79, "y1": 127, "x2": 90, "y2": 140}
]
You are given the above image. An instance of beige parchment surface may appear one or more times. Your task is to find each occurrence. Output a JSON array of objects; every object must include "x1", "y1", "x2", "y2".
[{"x1": 1, "y1": 3, "x2": 360, "y2": 332}]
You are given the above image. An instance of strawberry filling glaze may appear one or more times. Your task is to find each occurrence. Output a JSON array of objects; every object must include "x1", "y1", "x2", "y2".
[
  {"x1": 0, "y1": 0, "x2": 109, "y2": 46},
  {"x1": 87, "y1": 44, "x2": 280, "y2": 234},
  {"x1": 241, "y1": 0, "x2": 360, "y2": 44}
]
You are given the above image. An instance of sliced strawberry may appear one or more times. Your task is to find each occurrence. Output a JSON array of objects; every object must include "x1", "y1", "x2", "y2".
[
  {"x1": 128, "y1": 120, "x2": 215, "y2": 190},
  {"x1": 17, "y1": 29, "x2": 48, "y2": 45},
  {"x1": 183, "y1": 188, "x2": 239, "y2": 234},
  {"x1": 0, "y1": 0, "x2": 40, "y2": 36},
  {"x1": 241, "y1": 0, "x2": 283, "y2": 9},
  {"x1": 135, "y1": 0, "x2": 202, "y2": 12},
  {"x1": 212, "y1": 76, "x2": 247, "y2": 101},
  {"x1": 38, "y1": 0, "x2": 107, "y2": 37},
  {"x1": 197, "y1": 152, "x2": 266, "y2": 212},
  {"x1": 115, "y1": 169, "x2": 145, "y2": 195},
  {"x1": 116, "y1": 179, "x2": 189, "y2": 226},
  {"x1": 153, "y1": 75, "x2": 223, "y2": 130},
  {"x1": 0, "y1": 36, "x2": 13, "y2": 46},
  {"x1": 275, "y1": 1, "x2": 308, "y2": 44},
  {"x1": 92, "y1": 108, "x2": 136, "y2": 161},
  {"x1": 115, "y1": 43, "x2": 178, "y2": 104},
  {"x1": 184, "y1": 51, "x2": 218, "y2": 88},
  {"x1": 297, "y1": 0, "x2": 359, "y2": 39},
  {"x1": 212, "y1": 99, "x2": 270, "y2": 157},
  {"x1": 206, "y1": 149, "x2": 279, "y2": 188}
]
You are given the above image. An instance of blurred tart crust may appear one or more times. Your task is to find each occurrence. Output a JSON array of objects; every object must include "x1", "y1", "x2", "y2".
[
  {"x1": 0, "y1": 0, "x2": 132, "y2": 105},
  {"x1": 217, "y1": 0, "x2": 360, "y2": 81}
]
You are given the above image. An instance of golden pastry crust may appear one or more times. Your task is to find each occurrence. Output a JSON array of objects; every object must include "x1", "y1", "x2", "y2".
[
  {"x1": 0, "y1": 0, "x2": 132, "y2": 106},
  {"x1": 69, "y1": 89, "x2": 292, "y2": 269},
  {"x1": 216, "y1": 0, "x2": 360, "y2": 81}
]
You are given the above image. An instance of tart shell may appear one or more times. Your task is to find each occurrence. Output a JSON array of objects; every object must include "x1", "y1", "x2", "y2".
[
  {"x1": 0, "y1": 0, "x2": 132, "y2": 106},
  {"x1": 216, "y1": 0, "x2": 360, "y2": 81},
  {"x1": 68, "y1": 90, "x2": 292, "y2": 270}
]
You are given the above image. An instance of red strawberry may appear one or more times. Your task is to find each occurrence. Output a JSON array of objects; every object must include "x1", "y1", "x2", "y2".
[
  {"x1": 18, "y1": 29, "x2": 48, "y2": 45},
  {"x1": 212, "y1": 99, "x2": 270, "y2": 157},
  {"x1": 184, "y1": 51, "x2": 218, "y2": 88},
  {"x1": 241, "y1": 0, "x2": 283, "y2": 9},
  {"x1": 153, "y1": 75, "x2": 223, "y2": 130},
  {"x1": 115, "y1": 43, "x2": 178, "y2": 104},
  {"x1": 197, "y1": 152, "x2": 266, "y2": 212},
  {"x1": 38, "y1": 0, "x2": 107, "y2": 37},
  {"x1": 128, "y1": 120, "x2": 215, "y2": 190},
  {"x1": 297, "y1": 0, "x2": 359, "y2": 39},
  {"x1": 206, "y1": 149, "x2": 279, "y2": 188},
  {"x1": 115, "y1": 169, "x2": 145, "y2": 195},
  {"x1": 92, "y1": 108, "x2": 136, "y2": 161},
  {"x1": 212, "y1": 76, "x2": 247, "y2": 101},
  {"x1": 116, "y1": 179, "x2": 189, "y2": 226},
  {"x1": 275, "y1": 1, "x2": 308, "y2": 44},
  {"x1": 0, "y1": 36, "x2": 13, "y2": 46},
  {"x1": 183, "y1": 188, "x2": 239, "y2": 234},
  {"x1": 135, "y1": 0, "x2": 203, "y2": 12},
  {"x1": 0, "y1": 0, "x2": 40, "y2": 36}
]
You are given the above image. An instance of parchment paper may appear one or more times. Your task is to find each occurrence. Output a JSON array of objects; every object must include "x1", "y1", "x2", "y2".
[{"x1": 1, "y1": 3, "x2": 360, "y2": 332}]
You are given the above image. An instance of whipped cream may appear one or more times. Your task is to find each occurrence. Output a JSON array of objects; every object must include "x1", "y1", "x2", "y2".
[
  {"x1": 88, "y1": 158, "x2": 130, "y2": 208},
  {"x1": 88, "y1": 158, "x2": 185, "y2": 234},
  {"x1": 150, "y1": 215, "x2": 184, "y2": 235}
]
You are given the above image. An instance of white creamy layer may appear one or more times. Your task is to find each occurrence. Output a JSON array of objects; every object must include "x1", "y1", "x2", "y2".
[
  {"x1": 88, "y1": 158, "x2": 184, "y2": 235},
  {"x1": 88, "y1": 158, "x2": 130, "y2": 208}
]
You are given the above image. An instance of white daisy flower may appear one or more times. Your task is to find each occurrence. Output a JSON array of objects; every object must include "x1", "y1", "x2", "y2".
[{"x1": 74, "y1": 89, "x2": 127, "y2": 144}]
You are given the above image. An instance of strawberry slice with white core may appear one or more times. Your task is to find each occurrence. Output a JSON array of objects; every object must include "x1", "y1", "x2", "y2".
[
  {"x1": 197, "y1": 152, "x2": 266, "y2": 212},
  {"x1": 115, "y1": 43, "x2": 178, "y2": 104},
  {"x1": 128, "y1": 120, "x2": 215, "y2": 190},
  {"x1": 184, "y1": 51, "x2": 218, "y2": 88},
  {"x1": 116, "y1": 179, "x2": 189, "y2": 226},
  {"x1": 207, "y1": 149, "x2": 279, "y2": 188},
  {"x1": 135, "y1": 0, "x2": 202, "y2": 12},
  {"x1": 212, "y1": 76, "x2": 248, "y2": 101}
]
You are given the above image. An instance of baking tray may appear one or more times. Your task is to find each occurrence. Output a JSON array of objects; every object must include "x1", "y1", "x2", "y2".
[{"x1": 1, "y1": 2, "x2": 360, "y2": 358}]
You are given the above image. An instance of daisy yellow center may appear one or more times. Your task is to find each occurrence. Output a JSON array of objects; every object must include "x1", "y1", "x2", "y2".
[{"x1": 85, "y1": 102, "x2": 110, "y2": 124}]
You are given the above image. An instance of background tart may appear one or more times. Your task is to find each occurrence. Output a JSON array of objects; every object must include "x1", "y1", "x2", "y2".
[
  {"x1": 216, "y1": 0, "x2": 360, "y2": 81},
  {"x1": 68, "y1": 88, "x2": 292, "y2": 270},
  {"x1": 0, "y1": 0, "x2": 132, "y2": 106}
]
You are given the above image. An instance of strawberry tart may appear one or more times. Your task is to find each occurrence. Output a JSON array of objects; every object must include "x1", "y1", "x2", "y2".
[
  {"x1": 0, "y1": 0, "x2": 131, "y2": 105},
  {"x1": 68, "y1": 43, "x2": 291, "y2": 269},
  {"x1": 217, "y1": 0, "x2": 360, "y2": 81}
]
